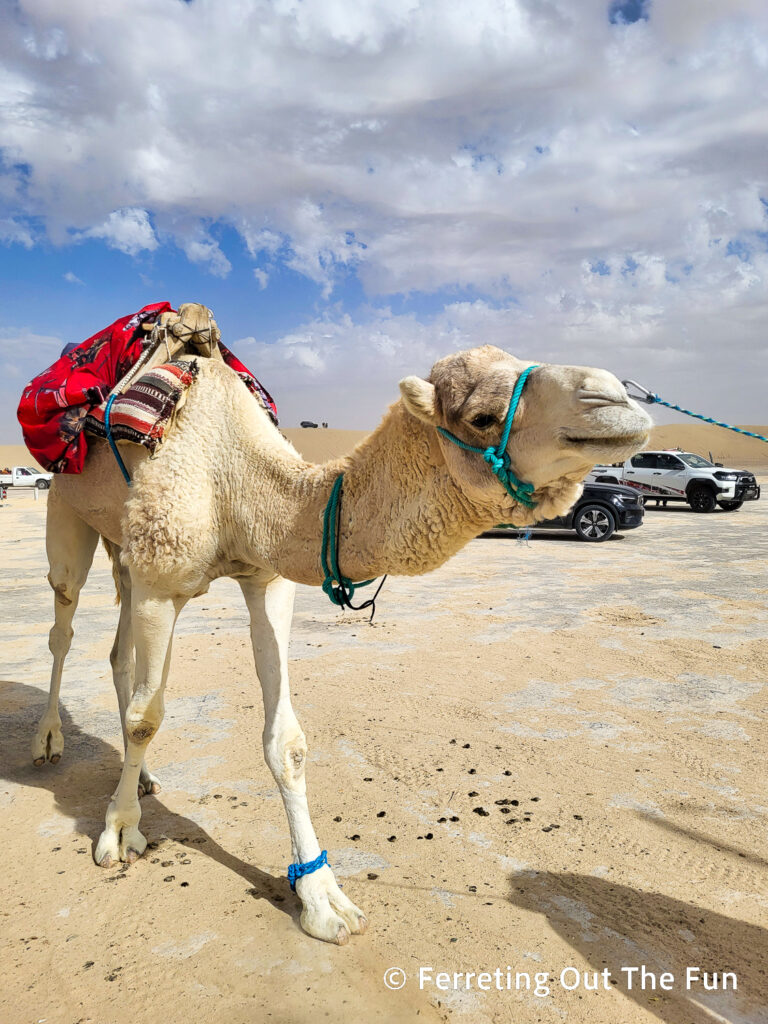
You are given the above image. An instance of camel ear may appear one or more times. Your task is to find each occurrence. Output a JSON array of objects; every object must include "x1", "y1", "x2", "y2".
[{"x1": 399, "y1": 376, "x2": 437, "y2": 423}]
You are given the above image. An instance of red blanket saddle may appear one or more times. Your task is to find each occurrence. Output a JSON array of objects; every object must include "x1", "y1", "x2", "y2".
[{"x1": 17, "y1": 303, "x2": 277, "y2": 473}]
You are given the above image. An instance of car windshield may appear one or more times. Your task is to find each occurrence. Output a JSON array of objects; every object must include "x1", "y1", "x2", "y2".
[{"x1": 677, "y1": 453, "x2": 713, "y2": 468}]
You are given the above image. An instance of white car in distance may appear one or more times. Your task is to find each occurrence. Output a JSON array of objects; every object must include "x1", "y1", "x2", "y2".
[{"x1": 587, "y1": 450, "x2": 760, "y2": 513}]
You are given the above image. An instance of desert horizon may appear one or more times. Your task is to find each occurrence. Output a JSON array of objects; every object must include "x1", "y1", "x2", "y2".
[{"x1": 3, "y1": 421, "x2": 767, "y2": 474}]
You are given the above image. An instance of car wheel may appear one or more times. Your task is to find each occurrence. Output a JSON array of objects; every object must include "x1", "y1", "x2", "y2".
[
  {"x1": 574, "y1": 505, "x2": 616, "y2": 541},
  {"x1": 35, "y1": 479, "x2": 49, "y2": 490},
  {"x1": 688, "y1": 485, "x2": 716, "y2": 513},
  {"x1": 717, "y1": 500, "x2": 743, "y2": 511}
]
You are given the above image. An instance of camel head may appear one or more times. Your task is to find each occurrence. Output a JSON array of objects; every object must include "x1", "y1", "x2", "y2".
[{"x1": 399, "y1": 345, "x2": 652, "y2": 526}]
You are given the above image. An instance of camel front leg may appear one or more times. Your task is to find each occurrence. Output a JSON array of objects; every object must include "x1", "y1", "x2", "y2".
[
  {"x1": 95, "y1": 582, "x2": 183, "y2": 867},
  {"x1": 240, "y1": 574, "x2": 368, "y2": 945}
]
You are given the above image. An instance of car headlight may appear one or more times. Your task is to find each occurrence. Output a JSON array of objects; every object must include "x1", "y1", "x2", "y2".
[
  {"x1": 619, "y1": 494, "x2": 643, "y2": 507},
  {"x1": 714, "y1": 471, "x2": 739, "y2": 481}
]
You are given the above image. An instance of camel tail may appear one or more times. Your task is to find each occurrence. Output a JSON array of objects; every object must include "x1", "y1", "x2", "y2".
[{"x1": 101, "y1": 537, "x2": 122, "y2": 606}]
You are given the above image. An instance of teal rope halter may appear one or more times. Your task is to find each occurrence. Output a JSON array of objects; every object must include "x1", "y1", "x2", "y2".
[
  {"x1": 437, "y1": 364, "x2": 539, "y2": 509},
  {"x1": 319, "y1": 364, "x2": 537, "y2": 611},
  {"x1": 321, "y1": 473, "x2": 385, "y2": 614},
  {"x1": 623, "y1": 380, "x2": 768, "y2": 444}
]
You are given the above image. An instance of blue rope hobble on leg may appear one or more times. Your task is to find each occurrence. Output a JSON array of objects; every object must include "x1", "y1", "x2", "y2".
[{"x1": 288, "y1": 849, "x2": 328, "y2": 891}]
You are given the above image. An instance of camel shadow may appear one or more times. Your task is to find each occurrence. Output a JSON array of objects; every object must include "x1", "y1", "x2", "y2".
[
  {"x1": 508, "y1": 869, "x2": 768, "y2": 1023},
  {"x1": 479, "y1": 530, "x2": 627, "y2": 544},
  {"x1": 636, "y1": 810, "x2": 768, "y2": 873},
  {"x1": 0, "y1": 679, "x2": 296, "y2": 925}
]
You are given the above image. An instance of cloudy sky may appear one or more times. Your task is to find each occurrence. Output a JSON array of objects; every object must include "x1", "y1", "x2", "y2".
[{"x1": 1, "y1": 0, "x2": 766, "y2": 439}]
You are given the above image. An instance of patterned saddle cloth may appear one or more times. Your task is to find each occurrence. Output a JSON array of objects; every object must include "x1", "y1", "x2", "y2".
[
  {"x1": 84, "y1": 360, "x2": 202, "y2": 453},
  {"x1": 86, "y1": 355, "x2": 278, "y2": 455}
]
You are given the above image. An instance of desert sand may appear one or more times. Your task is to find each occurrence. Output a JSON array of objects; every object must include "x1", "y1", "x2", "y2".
[{"x1": 1, "y1": 466, "x2": 767, "y2": 1024}]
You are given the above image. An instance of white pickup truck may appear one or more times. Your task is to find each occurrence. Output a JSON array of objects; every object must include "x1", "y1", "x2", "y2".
[
  {"x1": 587, "y1": 450, "x2": 760, "y2": 513},
  {"x1": 0, "y1": 465, "x2": 54, "y2": 490}
]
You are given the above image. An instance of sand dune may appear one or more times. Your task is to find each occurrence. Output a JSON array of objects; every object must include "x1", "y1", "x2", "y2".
[
  {"x1": 3, "y1": 421, "x2": 767, "y2": 475},
  {"x1": 647, "y1": 423, "x2": 768, "y2": 470}
]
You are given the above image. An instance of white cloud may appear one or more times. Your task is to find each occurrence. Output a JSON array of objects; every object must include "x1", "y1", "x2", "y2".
[
  {"x1": 235, "y1": 288, "x2": 767, "y2": 429},
  {"x1": 0, "y1": 1, "x2": 767, "y2": 420},
  {"x1": 253, "y1": 268, "x2": 269, "y2": 289},
  {"x1": 0, "y1": 327, "x2": 65, "y2": 440},
  {"x1": 63, "y1": 270, "x2": 83, "y2": 284},
  {"x1": 177, "y1": 232, "x2": 232, "y2": 277},
  {"x1": 2, "y1": 2, "x2": 765, "y2": 291},
  {"x1": 0, "y1": 217, "x2": 33, "y2": 247},
  {"x1": 83, "y1": 208, "x2": 158, "y2": 256}
]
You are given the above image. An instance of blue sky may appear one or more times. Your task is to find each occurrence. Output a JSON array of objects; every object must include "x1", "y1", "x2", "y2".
[{"x1": 1, "y1": 0, "x2": 767, "y2": 438}]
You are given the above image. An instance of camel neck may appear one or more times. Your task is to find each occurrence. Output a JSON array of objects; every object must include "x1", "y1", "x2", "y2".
[{"x1": 259, "y1": 402, "x2": 494, "y2": 586}]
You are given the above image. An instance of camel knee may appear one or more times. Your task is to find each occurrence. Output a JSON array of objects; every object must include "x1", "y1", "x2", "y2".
[
  {"x1": 265, "y1": 728, "x2": 307, "y2": 788},
  {"x1": 125, "y1": 715, "x2": 160, "y2": 744},
  {"x1": 48, "y1": 571, "x2": 88, "y2": 606},
  {"x1": 125, "y1": 692, "x2": 164, "y2": 745},
  {"x1": 50, "y1": 580, "x2": 73, "y2": 606},
  {"x1": 287, "y1": 734, "x2": 307, "y2": 778}
]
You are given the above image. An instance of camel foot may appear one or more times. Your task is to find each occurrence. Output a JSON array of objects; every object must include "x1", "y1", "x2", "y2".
[
  {"x1": 94, "y1": 824, "x2": 147, "y2": 867},
  {"x1": 138, "y1": 765, "x2": 161, "y2": 798},
  {"x1": 297, "y1": 865, "x2": 368, "y2": 944},
  {"x1": 31, "y1": 721, "x2": 64, "y2": 765}
]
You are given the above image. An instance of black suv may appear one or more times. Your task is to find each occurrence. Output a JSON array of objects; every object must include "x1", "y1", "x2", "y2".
[{"x1": 486, "y1": 482, "x2": 645, "y2": 542}]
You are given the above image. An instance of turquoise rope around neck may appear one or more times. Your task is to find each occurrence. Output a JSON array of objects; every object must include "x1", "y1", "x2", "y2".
[
  {"x1": 437, "y1": 364, "x2": 539, "y2": 509},
  {"x1": 321, "y1": 473, "x2": 380, "y2": 608}
]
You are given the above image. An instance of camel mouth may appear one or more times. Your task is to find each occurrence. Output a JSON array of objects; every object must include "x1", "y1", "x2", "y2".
[{"x1": 564, "y1": 431, "x2": 650, "y2": 449}]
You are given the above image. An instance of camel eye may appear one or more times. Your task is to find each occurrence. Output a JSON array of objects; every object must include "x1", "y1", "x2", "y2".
[{"x1": 470, "y1": 413, "x2": 496, "y2": 430}]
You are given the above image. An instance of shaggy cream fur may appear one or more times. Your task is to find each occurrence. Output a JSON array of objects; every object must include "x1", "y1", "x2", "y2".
[{"x1": 33, "y1": 342, "x2": 651, "y2": 945}]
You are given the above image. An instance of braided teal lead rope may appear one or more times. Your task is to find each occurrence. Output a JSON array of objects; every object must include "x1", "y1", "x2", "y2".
[
  {"x1": 437, "y1": 364, "x2": 539, "y2": 508},
  {"x1": 653, "y1": 398, "x2": 768, "y2": 441},
  {"x1": 622, "y1": 381, "x2": 768, "y2": 444},
  {"x1": 321, "y1": 473, "x2": 380, "y2": 607}
]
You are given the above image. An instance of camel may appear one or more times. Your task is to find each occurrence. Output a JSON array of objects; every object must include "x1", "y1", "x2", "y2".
[{"x1": 32, "y1": 308, "x2": 651, "y2": 944}]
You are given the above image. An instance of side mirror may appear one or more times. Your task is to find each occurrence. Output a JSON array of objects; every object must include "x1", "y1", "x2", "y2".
[{"x1": 715, "y1": 462, "x2": 723, "y2": 467}]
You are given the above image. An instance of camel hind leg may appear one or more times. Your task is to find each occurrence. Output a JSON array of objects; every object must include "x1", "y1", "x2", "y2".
[
  {"x1": 102, "y1": 539, "x2": 161, "y2": 797},
  {"x1": 32, "y1": 488, "x2": 99, "y2": 765}
]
